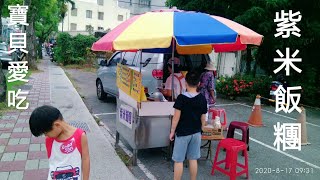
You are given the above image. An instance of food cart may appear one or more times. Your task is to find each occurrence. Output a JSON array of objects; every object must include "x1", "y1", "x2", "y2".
[
  {"x1": 91, "y1": 9, "x2": 263, "y2": 166},
  {"x1": 115, "y1": 60, "x2": 174, "y2": 165}
]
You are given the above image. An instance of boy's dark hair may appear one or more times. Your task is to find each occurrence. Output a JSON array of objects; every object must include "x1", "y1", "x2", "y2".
[
  {"x1": 29, "y1": 105, "x2": 63, "y2": 137},
  {"x1": 185, "y1": 70, "x2": 200, "y2": 87}
]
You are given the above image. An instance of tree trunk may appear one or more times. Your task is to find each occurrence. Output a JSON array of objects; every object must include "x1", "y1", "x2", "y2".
[
  {"x1": 32, "y1": 21, "x2": 38, "y2": 60},
  {"x1": 0, "y1": 0, "x2": 3, "y2": 37},
  {"x1": 245, "y1": 48, "x2": 252, "y2": 75},
  {"x1": 24, "y1": 0, "x2": 37, "y2": 69},
  {"x1": 0, "y1": 62, "x2": 6, "y2": 103},
  {"x1": 38, "y1": 39, "x2": 44, "y2": 59},
  {"x1": 26, "y1": 14, "x2": 37, "y2": 70},
  {"x1": 0, "y1": 0, "x2": 6, "y2": 103},
  {"x1": 253, "y1": 60, "x2": 257, "y2": 77}
]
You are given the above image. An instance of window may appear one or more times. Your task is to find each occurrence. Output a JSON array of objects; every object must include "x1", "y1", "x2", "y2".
[
  {"x1": 109, "y1": 53, "x2": 121, "y2": 66},
  {"x1": 118, "y1": 15, "x2": 123, "y2": 21},
  {"x1": 139, "y1": 0, "x2": 151, "y2": 6},
  {"x1": 98, "y1": 12, "x2": 104, "y2": 20},
  {"x1": 70, "y1": 23, "x2": 77, "y2": 31},
  {"x1": 86, "y1": 25, "x2": 94, "y2": 32},
  {"x1": 71, "y1": 8, "x2": 77, "y2": 16},
  {"x1": 163, "y1": 54, "x2": 209, "y2": 72},
  {"x1": 98, "y1": 27, "x2": 104, "y2": 30},
  {"x1": 86, "y1": 10, "x2": 92, "y2": 18},
  {"x1": 97, "y1": 0, "x2": 104, "y2": 6},
  {"x1": 122, "y1": 52, "x2": 137, "y2": 66},
  {"x1": 140, "y1": 53, "x2": 156, "y2": 68},
  {"x1": 119, "y1": 52, "x2": 155, "y2": 67}
]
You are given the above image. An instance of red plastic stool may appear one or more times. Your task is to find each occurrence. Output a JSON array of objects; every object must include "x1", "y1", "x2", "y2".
[
  {"x1": 209, "y1": 108, "x2": 227, "y2": 130},
  {"x1": 227, "y1": 121, "x2": 249, "y2": 152},
  {"x1": 211, "y1": 138, "x2": 249, "y2": 180}
]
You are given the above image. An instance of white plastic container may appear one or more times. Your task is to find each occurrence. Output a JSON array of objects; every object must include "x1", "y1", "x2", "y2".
[{"x1": 213, "y1": 116, "x2": 222, "y2": 129}]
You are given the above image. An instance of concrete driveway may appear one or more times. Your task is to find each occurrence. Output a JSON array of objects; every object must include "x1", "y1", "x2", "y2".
[{"x1": 65, "y1": 68, "x2": 320, "y2": 180}]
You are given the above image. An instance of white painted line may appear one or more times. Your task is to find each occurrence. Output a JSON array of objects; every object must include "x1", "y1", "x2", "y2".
[
  {"x1": 238, "y1": 103, "x2": 320, "y2": 128},
  {"x1": 101, "y1": 122, "x2": 157, "y2": 180},
  {"x1": 94, "y1": 112, "x2": 117, "y2": 116},
  {"x1": 235, "y1": 131, "x2": 320, "y2": 170},
  {"x1": 215, "y1": 103, "x2": 241, "y2": 107}
]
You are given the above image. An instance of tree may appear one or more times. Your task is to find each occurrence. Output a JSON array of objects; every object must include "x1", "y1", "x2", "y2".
[
  {"x1": 21, "y1": 0, "x2": 75, "y2": 69},
  {"x1": 35, "y1": 0, "x2": 60, "y2": 59}
]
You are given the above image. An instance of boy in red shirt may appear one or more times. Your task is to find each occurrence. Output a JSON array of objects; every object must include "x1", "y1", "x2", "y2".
[{"x1": 29, "y1": 105, "x2": 90, "y2": 180}]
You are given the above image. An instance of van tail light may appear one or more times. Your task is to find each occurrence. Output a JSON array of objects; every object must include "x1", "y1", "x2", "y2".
[{"x1": 152, "y1": 69, "x2": 163, "y2": 80}]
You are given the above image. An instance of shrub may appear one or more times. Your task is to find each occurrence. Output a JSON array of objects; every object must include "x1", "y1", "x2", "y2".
[
  {"x1": 85, "y1": 47, "x2": 97, "y2": 67},
  {"x1": 71, "y1": 34, "x2": 97, "y2": 62},
  {"x1": 54, "y1": 33, "x2": 97, "y2": 65},
  {"x1": 216, "y1": 74, "x2": 272, "y2": 99},
  {"x1": 54, "y1": 33, "x2": 72, "y2": 65}
]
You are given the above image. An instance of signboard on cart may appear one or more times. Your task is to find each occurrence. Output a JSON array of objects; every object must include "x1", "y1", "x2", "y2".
[
  {"x1": 119, "y1": 104, "x2": 134, "y2": 129},
  {"x1": 117, "y1": 64, "x2": 142, "y2": 102},
  {"x1": 131, "y1": 70, "x2": 142, "y2": 101}
]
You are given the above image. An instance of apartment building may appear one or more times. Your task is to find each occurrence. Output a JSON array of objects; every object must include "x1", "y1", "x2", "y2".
[
  {"x1": 59, "y1": 0, "x2": 130, "y2": 35},
  {"x1": 117, "y1": 0, "x2": 167, "y2": 16}
]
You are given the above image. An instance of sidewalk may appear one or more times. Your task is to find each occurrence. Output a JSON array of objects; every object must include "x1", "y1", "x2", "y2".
[{"x1": 0, "y1": 57, "x2": 136, "y2": 179}]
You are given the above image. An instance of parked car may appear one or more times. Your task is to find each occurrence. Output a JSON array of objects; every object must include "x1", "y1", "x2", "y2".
[
  {"x1": 0, "y1": 42, "x2": 18, "y2": 65},
  {"x1": 96, "y1": 51, "x2": 210, "y2": 101}
]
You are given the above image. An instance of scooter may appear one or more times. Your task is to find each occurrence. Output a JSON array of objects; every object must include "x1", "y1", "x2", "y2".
[
  {"x1": 269, "y1": 74, "x2": 288, "y2": 102},
  {"x1": 45, "y1": 45, "x2": 51, "y2": 56},
  {"x1": 49, "y1": 48, "x2": 55, "y2": 62}
]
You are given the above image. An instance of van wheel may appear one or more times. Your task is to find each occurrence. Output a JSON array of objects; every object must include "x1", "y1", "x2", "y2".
[{"x1": 96, "y1": 80, "x2": 107, "y2": 100}]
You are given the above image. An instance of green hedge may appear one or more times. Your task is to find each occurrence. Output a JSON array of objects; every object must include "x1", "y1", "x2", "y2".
[
  {"x1": 216, "y1": 73, "x2": 319, "y2": 107},
  {"x1": 54, "y1": 33, "x2": 97, "y2": 65},
  {"x1": 216, "y1": 74, "x2": 272, "y2": 100}
]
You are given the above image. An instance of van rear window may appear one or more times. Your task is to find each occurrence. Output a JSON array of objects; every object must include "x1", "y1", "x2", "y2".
[
  {"x1": 123, "y1": 52, "x2": 155, "y2": 67},
  {"x1": 164, "y1": 54, "x2": 208, "y2": 71}
]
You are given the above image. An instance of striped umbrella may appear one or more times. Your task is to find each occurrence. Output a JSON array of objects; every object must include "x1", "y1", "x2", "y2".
[{"x1": 91, "y1": 10, "x2": 263, "y2": 54}]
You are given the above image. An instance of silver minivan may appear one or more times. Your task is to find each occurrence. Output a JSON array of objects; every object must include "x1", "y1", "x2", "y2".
[{"x1": 96, "y1": 51, "x2": 210, "y2": 101}]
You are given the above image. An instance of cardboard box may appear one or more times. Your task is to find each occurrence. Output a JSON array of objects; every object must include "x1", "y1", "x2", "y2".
[{"x1": 202, "y1": 125, "x2": 224, "y2": 140}]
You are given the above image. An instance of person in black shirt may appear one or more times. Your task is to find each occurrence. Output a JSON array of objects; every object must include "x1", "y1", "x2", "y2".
[{"x1": 169, "y1": 70, "x2": 207, "y2": 180}]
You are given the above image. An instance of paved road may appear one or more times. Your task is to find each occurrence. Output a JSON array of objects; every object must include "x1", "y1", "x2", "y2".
[{"x1": 65, "y1": 68, "x2": 320, "y2": 180}]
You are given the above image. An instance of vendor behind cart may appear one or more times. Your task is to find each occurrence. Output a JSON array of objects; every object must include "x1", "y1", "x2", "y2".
[{"x1": 161, "y1": 57, "x2": 186, "y2": 100}]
